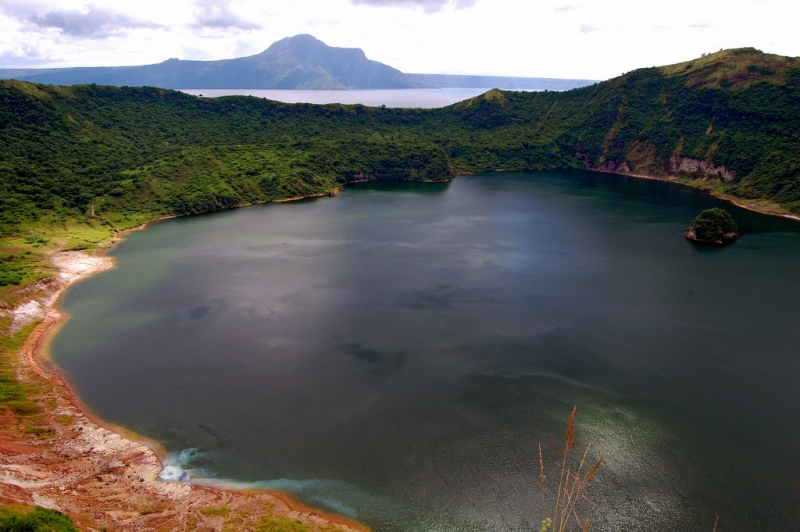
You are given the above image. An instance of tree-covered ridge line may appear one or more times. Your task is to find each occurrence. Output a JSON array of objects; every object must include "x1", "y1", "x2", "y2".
[
  {"x1": 0, "y1": 46, "x2": 798, "y2": 432},
  {"x1": 1, "y1": 46, "x2": 799, "y2": 243}
]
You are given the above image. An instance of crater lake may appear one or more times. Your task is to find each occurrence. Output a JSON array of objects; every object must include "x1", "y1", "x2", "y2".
[{"x1": 49, "y1": 171, "x2": 800, "y2": 531}]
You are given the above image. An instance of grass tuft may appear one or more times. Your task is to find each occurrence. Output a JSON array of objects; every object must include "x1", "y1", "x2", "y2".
[
  {"x1": 256, "y1": 516, "x2": 310, "y2": 532},
  {"x1": 200, "y1": 505, "x2": 230, "y2": 517},
  {"x1": 0, "y1": 324, "x2": 41, "y2": 422},
  {"x1": 538, "y1": 406, "x2": 604, "y2": 532}
]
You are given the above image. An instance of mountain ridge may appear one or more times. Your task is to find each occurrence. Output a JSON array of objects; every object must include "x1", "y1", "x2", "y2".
[
  {"x1": 1, "y1": 46, "x2": 798, "y2": 242},
  {"x1": 0, "y1": 34, "x2": 595, "y2": 91}
]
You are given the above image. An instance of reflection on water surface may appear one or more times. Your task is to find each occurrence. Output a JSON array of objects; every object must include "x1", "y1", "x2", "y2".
[{"x1": 52, "y1": 172, "x2": 800, "y2": 531}]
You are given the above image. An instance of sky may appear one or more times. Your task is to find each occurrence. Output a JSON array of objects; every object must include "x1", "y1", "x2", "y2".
[{"x1": 0, "y1": 0, "x2": 798, "y2": 80}]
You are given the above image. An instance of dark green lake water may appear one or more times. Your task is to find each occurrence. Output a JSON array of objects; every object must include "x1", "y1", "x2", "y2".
[{"x1": 51, "y1": 172, "x2": 800, "y2": 531}]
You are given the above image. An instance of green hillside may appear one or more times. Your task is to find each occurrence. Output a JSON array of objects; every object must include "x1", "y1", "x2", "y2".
[
  {"x1": 0, "y1": 46, "x2": 798, "y2": 424},
  {"x1": 1, "y1": 47, "x2": 798, "y2": 247}
]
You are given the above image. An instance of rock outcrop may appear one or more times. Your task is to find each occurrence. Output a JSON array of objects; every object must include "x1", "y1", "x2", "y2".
[
  {"x1": 668, "y1": 156, "x2": 735, "y2": 182},
  {"x1": 685, "y1": 208, "x2": 740, "y2": 244}
]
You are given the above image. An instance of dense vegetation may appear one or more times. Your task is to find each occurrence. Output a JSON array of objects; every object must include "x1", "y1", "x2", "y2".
[
  {"x1": 0, "y1": 47, "x2": 798, "y2": 240},
  {"x1": 0, "y1": 46, "x2": 796, "y2": 526},
  {"x1": 686, "y1": 208, "x2": 739, "y2": 243},
  {"x1": 0, "y1": 505, "x2": 78, "y2": 532}
]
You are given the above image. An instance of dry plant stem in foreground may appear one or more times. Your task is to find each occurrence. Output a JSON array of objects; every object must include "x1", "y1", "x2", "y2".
[{"x1": 539, "y1": 407, "x2": 604, "y2": 532}]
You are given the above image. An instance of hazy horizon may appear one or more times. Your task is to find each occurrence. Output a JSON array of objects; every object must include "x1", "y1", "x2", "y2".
[{"x1": 0, "y1": 0, "x2": 797, "y2": 80}]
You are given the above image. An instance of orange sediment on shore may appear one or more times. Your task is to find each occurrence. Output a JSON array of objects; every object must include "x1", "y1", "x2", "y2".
[{"x1": 1, "y1": 249, "x2": 368, "y2": 532}]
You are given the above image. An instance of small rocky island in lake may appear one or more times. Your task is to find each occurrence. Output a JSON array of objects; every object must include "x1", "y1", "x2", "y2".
[{"x1": 685, "y1": 208, "x2": 739, "y2": 244}]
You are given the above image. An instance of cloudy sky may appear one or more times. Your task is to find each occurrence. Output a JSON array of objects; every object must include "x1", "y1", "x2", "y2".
[{"x1": 0, "y1": 0, "x2": 797, "y2": 80}]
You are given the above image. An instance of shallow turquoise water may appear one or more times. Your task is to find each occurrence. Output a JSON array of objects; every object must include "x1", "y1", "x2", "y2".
[{"x1": 51, "y1": 171, "x2": 800, "y2": 531}]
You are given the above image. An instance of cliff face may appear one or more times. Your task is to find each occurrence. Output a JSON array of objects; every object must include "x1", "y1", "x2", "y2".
[
  {"x1": 667, "y1": 156, "x2": 735, "y2": 182},
  {"x1": 432, "y1": 48, "x2": 798, "y2": 216},
  {"x1": 544, "y1": 48, "x2": 800, "y2": 213},
  {"x1": 581, "y1": 151, "x2": 735, "y2": 184}
]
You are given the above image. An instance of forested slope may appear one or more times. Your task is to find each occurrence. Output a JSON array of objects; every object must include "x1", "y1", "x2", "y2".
[
  {"x1": 1, "y1": 46, "x2": 797, "y2": 532},
  {"x1": 1, "y1": 47, "x2": 798, "y2": 243}
]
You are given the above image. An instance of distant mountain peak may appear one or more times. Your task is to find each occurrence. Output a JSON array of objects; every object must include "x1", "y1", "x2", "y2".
[
  {"x1": 260, "y1": 34, "x2": 370, "y2": 63},
  {"x1": 270, "y1": 34, "x2": 327, "y2": 47},
  {"x1": 0, "y1": 34, "x2": 596, "y2": 91}
]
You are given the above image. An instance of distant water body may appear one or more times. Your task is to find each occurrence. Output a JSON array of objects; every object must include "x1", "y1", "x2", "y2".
[
  {"x1": 179, "y1": 88, "x2": 494, "y2": 108},
  {"x1": 50, "y1": 172, "x2": 800, "y2": 531}
]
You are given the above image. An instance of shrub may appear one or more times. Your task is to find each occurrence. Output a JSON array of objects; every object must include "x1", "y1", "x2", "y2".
[
  {"x1": 0, "y1": 506, "x2": 79, "y2": 532},
  {"x1": 687, "y1": 208, "x2": 739, "y2": 242}
]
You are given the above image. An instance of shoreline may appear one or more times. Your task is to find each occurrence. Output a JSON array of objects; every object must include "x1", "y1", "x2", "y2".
[
  {"x1": 2, "y1": 247, "x2": 368, "y2": 531},
  {"x1": 457, "y1": 166, "x2": 800, "y2": 223},
  {"x1": 584, "y1": 167, "x2": 800, "y2": 223},
  {"x1": 2, "y1": 167, "x2": 796, "y2": 528}
]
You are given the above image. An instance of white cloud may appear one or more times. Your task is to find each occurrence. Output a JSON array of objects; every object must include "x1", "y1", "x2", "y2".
[
  {"x1": 0, "y1": 0, "x2": 798, "y2": 79},
  {"x1": 179, "y1": 46, "x2": 213, "y2": 60},
  {"x1": 190, "y1": 0, "x2": 261, "y2": 30},
  {"x1": 0, "y1": 1, "x2": 160, "y2": 38},
  {"x1": 349, "y1": 0, "x2": 475, "y2": 13},
  {"x1": 233, "y1": 38, "x2": 259, "y2": 56},
  {"x1": 0, "y1": 43, "x2": 48, "y2": 63}
]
